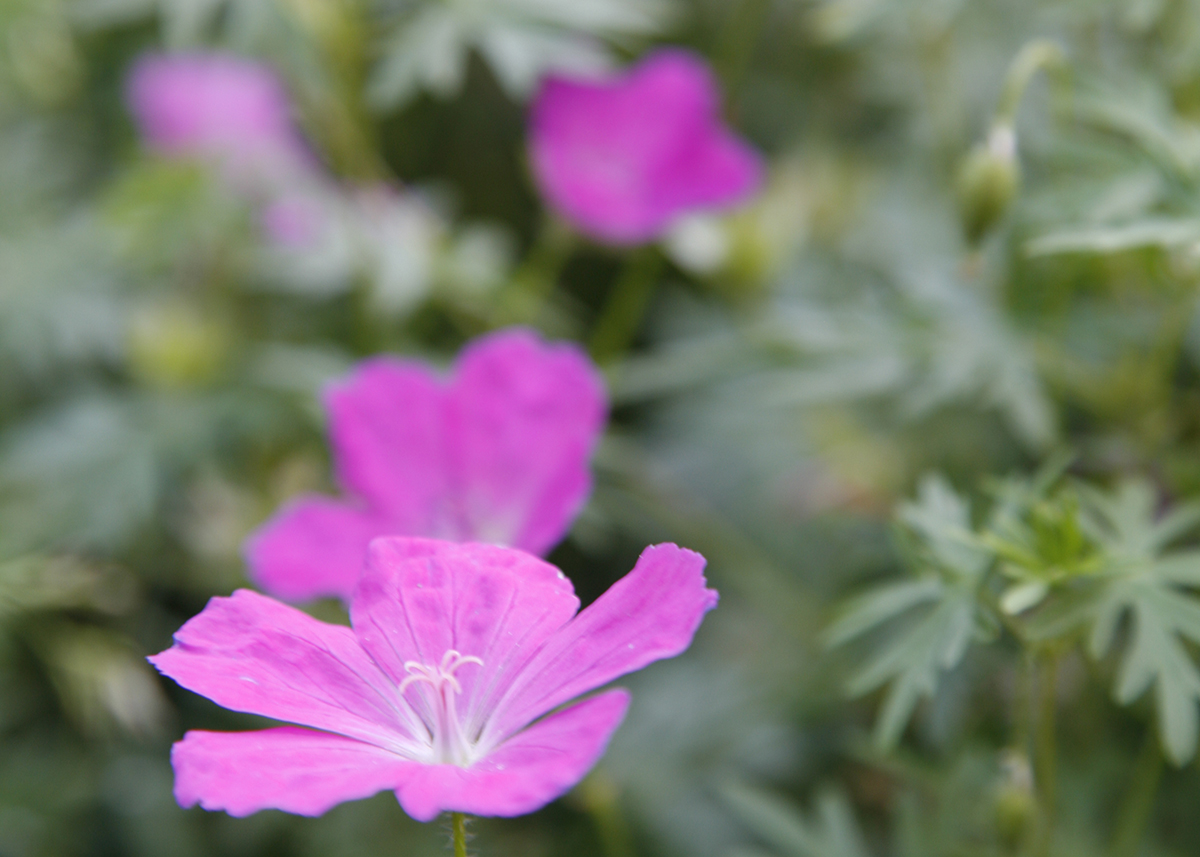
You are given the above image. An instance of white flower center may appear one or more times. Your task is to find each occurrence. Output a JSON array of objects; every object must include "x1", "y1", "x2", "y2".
[{"x1": 398, "y1": 649, "x2": 483, "y2": 766}]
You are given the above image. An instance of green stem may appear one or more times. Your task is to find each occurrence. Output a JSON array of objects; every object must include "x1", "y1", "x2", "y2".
[
  {"x1": 589, "y1": 247, "x2": 664, "y2": 364},
  {"x1": 1107, "y1": 730, "x2": 1163, "y2": 857},
  {"x1": 495, "y1": 218, "x2": 575, "y2": 325},
  {"x1": 715, "y1": 0, "x2": 773, "y2": 98},
  {"x1": 451, "y1": 812, "x2": 469, "y2": 857},
  {"x1": 1032, "y1": 653, "x2": 1058, "y2": 857},
  {"x1": 579, "y1": 770, "x2": 636, "y2": 857},
  {"x1": 995, "y1": 39, "x2": 1068, "y2": 127}
]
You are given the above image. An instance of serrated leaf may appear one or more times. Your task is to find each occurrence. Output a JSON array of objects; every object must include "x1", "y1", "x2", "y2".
[{"x1": 721, "y1": 782, "x2": 869, "y2": 857}]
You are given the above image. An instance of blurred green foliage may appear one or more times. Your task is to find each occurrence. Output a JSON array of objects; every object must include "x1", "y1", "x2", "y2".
[{"x1": 6, "y1": 0, "x2": 1200, "y2": 856}]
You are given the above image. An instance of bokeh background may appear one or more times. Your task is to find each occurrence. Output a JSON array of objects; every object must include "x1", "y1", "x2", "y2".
[{"x1": 4, "y1": 1, "x2": 1200, "y2": 855}]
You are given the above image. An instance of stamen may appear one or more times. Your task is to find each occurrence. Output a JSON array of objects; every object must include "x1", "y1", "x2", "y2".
[{"x1": 397, "y1": 650, "x2": 483, "y2": 765}]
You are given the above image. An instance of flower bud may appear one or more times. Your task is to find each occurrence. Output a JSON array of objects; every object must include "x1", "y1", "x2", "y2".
[
  {"x1": 127, "y1": 303, "x2": 231, "y2": 389},
  {"x1": 956, "y1": 125, "x2": 1019, "y2": 245},
  {"x1": 993, "y1": 750, "x2": 1036, "y2": 850}
]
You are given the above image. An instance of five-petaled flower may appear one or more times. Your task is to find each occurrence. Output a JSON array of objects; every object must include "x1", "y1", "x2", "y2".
[
  {"x1": 150, "y1": 537, "x2": 717, "y2": 820},
  {"x1": 529, "y1": 48, "x2": 763, "y2": 245},
  {"x1": 245, "y1": 328, "x2": 606, "y2": 603}
]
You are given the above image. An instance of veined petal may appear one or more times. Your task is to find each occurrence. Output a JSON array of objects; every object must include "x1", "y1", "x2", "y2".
[
  {"x1": 394, "y1": 689, "x2": 630, "y2": 821},
  {"x1": 325, "y1": 357, "x2": 451, "y2": 532},
  {"x1": 172, "y1": 727, "x2": 414, "y2": 817},
  {"x1": 446, "y1": 330, "x2": 605, "y2": 555},
  {"x1": 244, "y1": 495, "x2": 392, "y2": 602},
  {"x1": 480, "y1": 544, "x2": 716, "y2": 747},
  {"x1": 350, "y1": 539, "x2": 579, "y2": 731},
  {"x1": 150, "y1": 589, "x2": 413, "y2": 749}
]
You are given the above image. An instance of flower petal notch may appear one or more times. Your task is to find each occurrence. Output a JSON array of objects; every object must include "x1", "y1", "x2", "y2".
[
  {"x1": 152, "y1": 538, "x2": 717, "y2": 821},
  {"x1": 125, "y1": 52, "x2": 313, "y2": 187},
  {"x1": 529, "y1": 48, "x2": 764, "y2": 245},
  {"x1": 245, "y1": 329, "x2": 607, "y2": 603}
]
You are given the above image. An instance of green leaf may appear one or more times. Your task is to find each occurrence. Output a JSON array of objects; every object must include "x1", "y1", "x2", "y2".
[
  {"x1": 367, "y1": 0, "x2": 669, "y2": 108},
  {"x1": 721, "y1": 782, "x2": 870, "y2": 857},
  {"x1": 1070, "y1": 480, "x2": 1200, "y2": 765},
  {"x1": 827, "y1": 475, "x2": 994, "y2": 748},
  {"x1": 1025, "y1": 217, "x2": 1200, "y2": 256}
]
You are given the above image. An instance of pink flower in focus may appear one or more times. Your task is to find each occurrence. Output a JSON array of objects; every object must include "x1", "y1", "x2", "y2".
[
  {"x1": 529, "y1": 48, "x2": 763, "y2": 245},
  {"x1": 126, "y1": 53, "x2": 312, "y2": 185},
  {"x1": 151, "y1": 537, "x2": 717, "y2": 820},
  {"x1": 245, "y1": 329, "x2": 606, "y2": 603}
]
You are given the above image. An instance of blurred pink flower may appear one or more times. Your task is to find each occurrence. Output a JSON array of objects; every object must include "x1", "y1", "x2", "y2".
[
  {"x1": 529, "y1": 48, "x2": 763, "y2": 245},
  {"x1": 245, "y1": 329, "x2": 606, "y2": 602},
  {"x1": 126, "y1": 52, "x2": 313, "y2": 187},
  {"x1": 151, "y1": 537, "x2": 717, "y2": 820}
]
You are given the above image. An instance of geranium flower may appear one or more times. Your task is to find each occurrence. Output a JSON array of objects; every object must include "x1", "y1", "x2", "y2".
[
  {"x1": 126, "y1": 52, "x2": 313, "y2": 187},
  {"x1": 150, "y1": 537, "x2": 717, "y2": 820},
  {"x1": 529, "y1": 48, "x2": 763, "y2": 245},
  {"x1": 245, "y1": 329, "x2": 606, "y2": 603}
]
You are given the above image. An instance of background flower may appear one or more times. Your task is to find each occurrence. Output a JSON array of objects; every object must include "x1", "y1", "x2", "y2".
[
  {"x1": 528, "y1": 48, "x2": 763, "y2": 244},
  {"x1": 126, "y1": 53, "x2": 314, "y2": 189},
  {"x1": 246, "y1": 328, "x2": 606, "y2": 602}
]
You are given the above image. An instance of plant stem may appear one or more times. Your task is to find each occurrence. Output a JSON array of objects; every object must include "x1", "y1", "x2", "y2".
[
  {"x1": 495, "y1": 218, "x2": 574, "y2": 326},
  {"x1": 1032, "y1": 653, "x2": 1058, "y2": 857},
  {"x1": 1107, "y1": 730, "x2": 1163, "y2": 857},
  {"x1": 589, "y1": 247, "x2": 664, "y2": 364},
  {"x1": 579, "y1": 770, "x2": 636, "y2": 857},
  {"x1": 451, "y1": 812, "x2": 469, "y2": 857},
  {"x1": 715, "y1": 0, "x2": 773, "y2": 99}
]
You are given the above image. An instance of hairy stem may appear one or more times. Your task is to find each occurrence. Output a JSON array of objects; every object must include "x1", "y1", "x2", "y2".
[
  {"x1": 589, "y1": 247, "x2": 664, "y2": 364},
  {"x1": 1107, "y1": 730, "x2": 1163, "y2": 857},
  {"x1": 451, "y1": 812, "x2": 469, "y2": 857}
]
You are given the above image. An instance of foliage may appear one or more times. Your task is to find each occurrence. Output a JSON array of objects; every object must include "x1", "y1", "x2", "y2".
[{"x1": 5, "y1": 0, "x2": 1200, "y2": 856}]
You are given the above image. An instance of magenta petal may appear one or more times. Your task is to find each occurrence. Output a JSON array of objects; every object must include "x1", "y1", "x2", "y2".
[
  {"x1": 529, "y1": 48, "x2": 762, "y2": 245},
  {"x1": 481, "y1": 544, "x2": 717, "y2": 746},
  {"x1": 125, "y1": 53, "x2": 311, "y2": 180},
  {"x1": 149, "y1": 589, "x2": 411, "y2": 747},
  {"x1": 245, "y1": 495, "x2": 392, "y2": 602},
  {"x1": 172, "y1": 727, "x2": 413, "y2": 817},
  {"x1": 394, "y1": 689, "x2": 630, "y2": 821},
  {"x1": 325, "y1": 357, "x2": 450, "y2": 532},
  {"x1": 351, "y1": 539, "x2": 579, "y2": 725},
  {"x1": 446, "y1": 330, "x2": 606, "y2": 554}
]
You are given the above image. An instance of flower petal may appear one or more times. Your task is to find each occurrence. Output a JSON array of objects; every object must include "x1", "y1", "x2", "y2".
[
  {"x1": 150, "y1": 589, "x2": 413, "y2": 749},
  {"x1": 480, "y1": 543, "x2": 716, "y2": 747},
  {"x1": 172, "y1": 727, "x2": 413, "y2": 817},
  {"x1": 325, "y1": 357, "x2": 451, "y2": 531},
  {"x1": 446, "y1": 330, "x2": 605, "y2": 554},
  {"x1": 244, "y1": 495, "x2": 393, "y2": 602},
  {"x1": 350, "y1": 538, "x2": 579, "y2": 735},
  {"x1": 394, "y1": 689, "x2": 630, "y2": 821}
]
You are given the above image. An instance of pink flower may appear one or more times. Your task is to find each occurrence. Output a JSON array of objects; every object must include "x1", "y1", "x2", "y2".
[
  {"x1": 126, "y1": 52, "x2": 312, "y2": 186},
  {"x1": 245, "y1": 329, "x2": 606, "y2": 603},
  {"x1": 529, "y1": 48, "x2": 763, "y2": 245},
  {"x1": 150, "y1": 537, "x2": 717, "y2": 820}
]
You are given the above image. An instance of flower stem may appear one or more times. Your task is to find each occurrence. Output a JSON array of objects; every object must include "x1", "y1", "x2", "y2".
[
  {"x1": 451, "y1": 812, "x2": 469, "y2": 857},
  {"x1": 1032, "y1": 652, "x2": 1058, "y2": 857},
  {"x1": 589, "y1": 247, "x2": 664, "y2": 364},
  {"x1": 579, "y1": 770, "x2": 636, "y2": 857},
  {"x1": 1107, "y1": 729, "x2": 1163, "y2": 857},
  {"x1": 495, "y1": 218, "x2": 575, "y2": 326}
]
